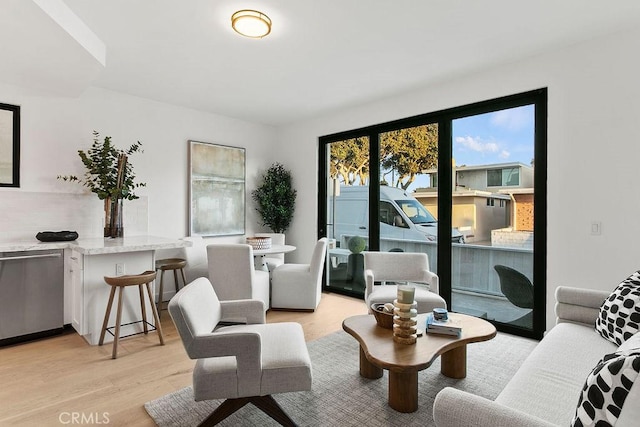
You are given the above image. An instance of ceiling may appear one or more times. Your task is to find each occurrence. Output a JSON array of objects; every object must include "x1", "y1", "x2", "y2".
[{"x1": 5, "y1": 1, "x2": 640, "y2": 126}]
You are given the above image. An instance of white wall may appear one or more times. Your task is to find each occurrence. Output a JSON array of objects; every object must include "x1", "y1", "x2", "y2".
[
  {"x1": 0, "y1": 84, "x2": 277, "y2": 241},
  {"x1": 4, "y1": 25, "x2": 640, "y2": 330},
  {"x1": 277, "y1": 26, "x2": 640, "y2": 330}
]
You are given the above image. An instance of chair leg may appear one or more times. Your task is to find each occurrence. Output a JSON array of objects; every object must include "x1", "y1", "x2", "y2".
[
  {"x1": 146, "y1": 282, "x2": 164, "y2": 345},
  {"x1": 98, "y1": 286, "x2": 117, "y2": 346},
  {"x1": 250, "y1": 395, "x2": 297, "y2": 427},
  {"x1": 198, "y1": 395, "x2": 296, "y2": 427},
  {"x1": 112, "y1": 286, "x2": 124, "y2": 359},
  {"x1": 179, "y1": 268, "x2": 187, "y2": 290},
  {"x1": 172, "y1": 269, "x2": 180, "y2": 293},
  {"x1": 139, "y1": 285, "x2": 148, "y2": 334},
  {"x1": 199, "y1": 397, "x2": 251, "y2": 426},
  {"x1": 157, "y1": 269, "x2": 165, "y2": 316}
]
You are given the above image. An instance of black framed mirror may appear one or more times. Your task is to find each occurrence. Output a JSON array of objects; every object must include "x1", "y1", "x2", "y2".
[{"x1": 0, "y1": 103, "x2": 20, "y2": 187}]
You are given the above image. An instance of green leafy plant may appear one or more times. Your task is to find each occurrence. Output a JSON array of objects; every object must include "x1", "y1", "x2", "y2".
[
  {"x1": 348, "y1": 236, "x2": 366, "y2": 253},
  {"x1": 58, "y1": 131, "x2": 145, "y2": 200},
  {"x1": 252, "y1": 163, "x2": 297, "y2": 233}
]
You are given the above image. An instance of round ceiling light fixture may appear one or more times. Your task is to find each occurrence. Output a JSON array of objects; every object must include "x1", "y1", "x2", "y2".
[{"x1": 231, "y1": 9, "x2": 272, "y2": 39}]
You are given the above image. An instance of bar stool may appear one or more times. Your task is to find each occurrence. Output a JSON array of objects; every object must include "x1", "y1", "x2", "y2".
[
  {"x1": 155, "y1": 257, "x2": 188, "y2": 317},
  {"x1": 99, "y1": 270, "x2": 164, "y2": 359}
]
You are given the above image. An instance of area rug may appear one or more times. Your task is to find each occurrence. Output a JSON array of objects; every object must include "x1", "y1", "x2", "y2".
[{"x1": 145, "y1": 330, "x2": 538, "y2": 426}]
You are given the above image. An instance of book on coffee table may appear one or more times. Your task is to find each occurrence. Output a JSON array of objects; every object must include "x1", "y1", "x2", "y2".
[{"x1": 425, "y1": 314, "x2": 462, "y2": 337}]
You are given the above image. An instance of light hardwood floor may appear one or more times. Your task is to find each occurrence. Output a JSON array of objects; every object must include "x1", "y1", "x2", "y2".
[{"x1": 0, "y1": 292, "x2": 367, "y2": 426}]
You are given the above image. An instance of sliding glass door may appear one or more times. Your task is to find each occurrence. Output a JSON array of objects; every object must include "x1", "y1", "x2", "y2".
[
  {"x1": 449, "y1": 105, "x2": 537, "y2": 332},
  {"x1": 318, "y1": 89, "x2": 546, "y2": 339},
  {"x1": 324, "y1": 136, "x2": 370, "y2": 296}
]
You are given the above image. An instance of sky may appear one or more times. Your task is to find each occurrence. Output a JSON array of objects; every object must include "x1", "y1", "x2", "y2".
[
  {"x1": 452, "y1": 104, "x2": 535, "y2": 167},
  {"x1": 406, "y1": 104, "x2": 535, "y2": 191}
]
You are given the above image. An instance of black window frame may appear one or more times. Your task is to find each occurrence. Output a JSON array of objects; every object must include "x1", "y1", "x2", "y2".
[
  {"x1": 0, "y1": 103, "x2": 20, "y2": 188},
  {"x1": 318, "y1": 88, "x2": 547, "y2": 339}
]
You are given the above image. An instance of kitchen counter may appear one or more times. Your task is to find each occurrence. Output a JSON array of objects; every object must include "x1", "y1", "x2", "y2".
[
  {"x1": 0, "y1": 235, "x2": 190, "y2": 254},
  {"x1": 0, "y1": 235, "x2": 191, "y2": 346}
]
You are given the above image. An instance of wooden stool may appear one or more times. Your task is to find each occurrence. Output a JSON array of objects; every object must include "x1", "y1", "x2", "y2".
[
  {"x1": 155, "y1": 258, "x2": 188, "y2": 317},
  {"x1": 99, "y1": 270, "x2": 164, "y2": 359}
]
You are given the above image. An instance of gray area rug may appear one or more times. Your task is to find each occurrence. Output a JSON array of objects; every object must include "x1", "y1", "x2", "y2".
[{"x1": 145, "y1": 329, "x2": 538, "y2": 426}]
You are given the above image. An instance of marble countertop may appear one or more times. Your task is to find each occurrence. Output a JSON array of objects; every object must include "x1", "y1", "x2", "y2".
[{"x1": 0, "y1": 235, "x2": 190, "y2": 255}]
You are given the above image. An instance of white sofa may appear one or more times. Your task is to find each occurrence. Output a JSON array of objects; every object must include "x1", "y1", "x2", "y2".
[{"x1": 433, "y1": 286, "x2": 640, "y2": 427}]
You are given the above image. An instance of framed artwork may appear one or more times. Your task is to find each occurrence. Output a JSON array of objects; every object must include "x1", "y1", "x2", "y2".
[
  {"x1": 189, "y1": 141, "x2": 246, "y2": 236},
  {"x1": 0, "y1": 103, "x2": 20, "y2": 187}
]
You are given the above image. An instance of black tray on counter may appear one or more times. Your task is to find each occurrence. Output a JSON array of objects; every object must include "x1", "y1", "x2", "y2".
[{"x1": 36, "y1": 231, "x2": 79, "y2": 242}]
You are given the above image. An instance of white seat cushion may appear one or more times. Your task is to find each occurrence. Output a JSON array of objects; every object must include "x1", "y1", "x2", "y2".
[
  {"x1": 194, "y1": 322, "x2": 312, "y2": 399},
  {"x1": 496, "y1": 323, "x2": 617, "y2": 425}
]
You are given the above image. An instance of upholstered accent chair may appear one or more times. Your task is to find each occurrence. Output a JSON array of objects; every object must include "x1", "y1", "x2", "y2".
[
  {"x1": 180, "y1": 235, "x2": 209, "y2": 283},
  {"x1": 206, "y1": 243, "x2": 270, "y2": 311},
  {"x1": 363, "y1": 251, "x2": 446, "y2": 314},
  {"x1": 271, "y1": 238, "x2": 328, "y2": 311},
  {"x1": 168, "y1": 277, "x2": 312, "y2": 426}
]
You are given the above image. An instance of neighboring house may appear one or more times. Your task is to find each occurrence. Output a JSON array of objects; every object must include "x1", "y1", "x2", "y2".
[
  {"x1": 414, "y1": 162, "x2": 534, "y2": 246},
  {"x1": 455, "y1": 162, "x2": 534, "y2": 191},
  {"x1": 414, "y1": 188, "x2": 511, "y2": 244}
]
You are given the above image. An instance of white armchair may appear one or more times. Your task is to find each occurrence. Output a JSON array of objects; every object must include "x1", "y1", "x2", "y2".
[
  {"x1": 364, "y1": 251, "x2": 446, "y2": 313},
  {"x1": 168, "y1": 277, "x2": 312, "y2": 425},
  {"x1": 207, "y1": 244, "x2": 270, "y2": 311},
  {"x1": 180, "y1": 235, "x2": 208, "y2": 283},
  {"x1": 271, "y1": 238, "x2": 328, "y2": 311}
]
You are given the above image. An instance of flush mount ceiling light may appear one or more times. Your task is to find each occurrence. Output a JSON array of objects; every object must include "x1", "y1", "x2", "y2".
[{"x1": 231, "y1": 9, "x2": 272, "y2": 39}]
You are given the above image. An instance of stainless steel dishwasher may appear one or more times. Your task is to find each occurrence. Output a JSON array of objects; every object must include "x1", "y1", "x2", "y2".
[{"x1": 0, "y1": 249, "x2": 64, "y2": 345}]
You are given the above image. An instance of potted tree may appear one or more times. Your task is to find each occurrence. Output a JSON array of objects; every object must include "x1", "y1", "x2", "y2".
[
  {"x1": 252, "y1": 163, "x2": 296, "y2": 233},
  {"x1": 346, "y1": 235, "x2": 366, "y2": 290},
  {"x1": 58, "y1": 131, "x2": 145, "y2": 238}
]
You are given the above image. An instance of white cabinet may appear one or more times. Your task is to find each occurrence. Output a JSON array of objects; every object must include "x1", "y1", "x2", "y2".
[
  {"x1": 50, "y1": 236, "x2": 189, "y2": 345},
  {"x1": 70, "y1": 251, "x2": 156, "y2": 345},
  {"x1": 68, "y1": 250, "x2": 85, "y2": 334}
]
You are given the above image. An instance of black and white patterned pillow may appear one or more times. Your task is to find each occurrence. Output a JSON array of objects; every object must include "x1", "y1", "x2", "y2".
[
  {"x1": 618, "y1": 332, "x2": 640, "y2": 352},
  {"x1": 571, "y1": 350, "x2": 640, "y2": 427},
  {"x1": 595, "y1": 271, "x2": 640, "y2": 345}
]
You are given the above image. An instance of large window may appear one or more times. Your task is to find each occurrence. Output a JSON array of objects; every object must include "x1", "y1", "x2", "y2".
[
  {"x1": 487, "y1": 167, "x2": 520, "y2": 187},
  {"x1": 318, "y1": 89, "x2": 547, "y2": 339}
]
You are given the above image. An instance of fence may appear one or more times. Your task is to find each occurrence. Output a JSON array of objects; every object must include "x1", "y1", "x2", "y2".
[{"x1": 339, "y1": 235, "x2": 533, "y2": 297}]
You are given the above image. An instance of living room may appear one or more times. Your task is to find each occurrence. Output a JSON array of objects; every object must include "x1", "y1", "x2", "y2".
[{"x1": 1, "y1": 1, "x2": 640, "y2": 426}]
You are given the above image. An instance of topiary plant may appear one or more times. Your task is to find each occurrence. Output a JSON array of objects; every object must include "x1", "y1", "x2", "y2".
[
  {"x1": 348, "y1": 236, "x2": 366, "y2": 254},
  {"x1": 252, "y1": 163, "x2": 297, "y2": 233}
]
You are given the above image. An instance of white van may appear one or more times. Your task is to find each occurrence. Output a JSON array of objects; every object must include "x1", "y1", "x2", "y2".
[{"x1": 330, "y1": 186, "x2": 464, "y2": 245}]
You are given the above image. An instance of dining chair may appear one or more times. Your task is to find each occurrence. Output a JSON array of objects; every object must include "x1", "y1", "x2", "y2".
[
  {"x1": 271, "y1": 238, "x2": 328, "y2": 311},
  {"x1": 180, "y1": 235, "x2": 209, "y2": 283},
  {"x1": 168, "y1": 277, "x2": 312, "y2": 425},
  {"x1": 207, "y1": 244, "x2": 270, "y2": 311},
  {"x1": 364, "y1": 251, "x2": 446, "y2": 314}
]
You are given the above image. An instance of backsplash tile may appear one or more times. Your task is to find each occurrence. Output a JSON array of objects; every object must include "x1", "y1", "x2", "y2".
[{"x1": 0, "y1": 192, "x2": 148, "y2": 242}]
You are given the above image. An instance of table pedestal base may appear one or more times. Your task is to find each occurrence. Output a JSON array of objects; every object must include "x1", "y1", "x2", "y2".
[
  {"x1": 389, "y1": 371, "x2": 418, "y2": 412},
  {"x1": 441, "y1": 345, "x2": 467, "y2": 379},
  {"x1": 359, "y1": 347, "x2": 383, "y2": 379},
  {"x1": 358, "y1": 343, "x2": 468, "y2": 413}
]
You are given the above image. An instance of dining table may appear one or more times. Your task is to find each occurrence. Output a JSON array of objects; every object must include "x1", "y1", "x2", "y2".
[{"x1": 252, "y1": 244, "x2": 296, "y2": 271}]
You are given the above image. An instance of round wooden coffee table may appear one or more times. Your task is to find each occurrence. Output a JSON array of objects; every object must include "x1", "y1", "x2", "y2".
[{"x1": 342, "y1": 312, "x2": 496, "y2": 413}]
